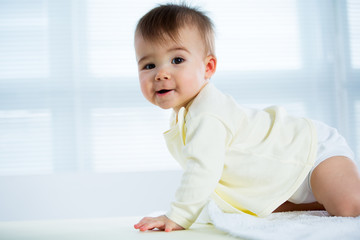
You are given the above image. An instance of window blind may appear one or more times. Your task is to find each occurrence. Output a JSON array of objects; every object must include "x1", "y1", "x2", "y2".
[
  {"x1": 348, "y1": 0, "x2": 360, "y2": 69},
  {"x1": 347, "y1": 0, "x2": 360, "y2": 158},
  {"x1": 0, "y1": 0, "x2": 359, "y2": 176}
]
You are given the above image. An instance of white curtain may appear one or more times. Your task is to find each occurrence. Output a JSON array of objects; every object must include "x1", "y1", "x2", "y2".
[{"x1": 0, "y1": 0, "x2": 359, "y2": 220}]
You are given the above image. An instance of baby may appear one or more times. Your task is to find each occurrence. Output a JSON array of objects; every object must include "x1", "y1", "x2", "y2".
[{"x1": 133, "y1": 3, "x2": 360, "y2": 232}]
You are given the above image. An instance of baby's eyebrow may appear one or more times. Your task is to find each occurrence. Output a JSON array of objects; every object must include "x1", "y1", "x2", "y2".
[
  {"x1": 168, "y1": 47, "x2": 190, "y2": 54},
  {"x1": 137, "y1": 55, "x2": 149, "y2": 65},
  {"x1": 137, "y1": 47, "x2": 190, "y2": 65}
]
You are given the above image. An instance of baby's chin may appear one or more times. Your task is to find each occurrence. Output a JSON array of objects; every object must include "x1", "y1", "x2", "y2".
[{"x1": 154, "y1": 104, "x2": 173, "y2": 110}]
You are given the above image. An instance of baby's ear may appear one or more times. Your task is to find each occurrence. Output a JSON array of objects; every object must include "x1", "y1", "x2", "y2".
[{"x1": 205, "y1": 55, "x2": 217, "y2": 79}]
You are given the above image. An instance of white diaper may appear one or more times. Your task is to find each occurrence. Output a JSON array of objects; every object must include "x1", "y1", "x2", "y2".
[{"x1": 288, "y1": 120, "x2": 356, "y2": 204}]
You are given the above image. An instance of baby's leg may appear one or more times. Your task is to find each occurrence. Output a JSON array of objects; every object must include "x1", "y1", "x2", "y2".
[{"x1": 310, "y1": 156, "x2": 360, "y2": 217}]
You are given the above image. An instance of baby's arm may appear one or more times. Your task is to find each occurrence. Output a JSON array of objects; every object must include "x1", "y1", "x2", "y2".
[
  {"x1": 134, "y1": 215, "x2": 184, "y2": 232},
  {"x1": 134, "y1": 115, "x2": 227, "y2": 231},
  {"x1": 165, "y1": 115, "x2": 227, "y2": 228}
]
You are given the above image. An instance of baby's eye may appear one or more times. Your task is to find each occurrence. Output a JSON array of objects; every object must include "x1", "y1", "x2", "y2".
[
  {"x1": 171, "y1": 57, "x2": 184, "y2": 64},
  {"x1": 144, "y1": 63, "x2": 155, "y2": 70}
]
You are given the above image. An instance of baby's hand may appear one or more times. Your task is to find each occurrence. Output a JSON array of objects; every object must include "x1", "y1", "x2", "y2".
[{"x1": 134, "y1": 215, "x2": 185, "y2": 232}]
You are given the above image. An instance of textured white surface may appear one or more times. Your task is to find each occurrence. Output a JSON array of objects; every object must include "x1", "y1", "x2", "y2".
[{"x1": 208, "y1": 201, "x2": 360, "y2": 240}]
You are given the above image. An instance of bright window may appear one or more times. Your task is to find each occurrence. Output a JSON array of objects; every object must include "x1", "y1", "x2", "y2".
[{"x1": 0, "y1": 0, "x2": 359, "y2": 176}]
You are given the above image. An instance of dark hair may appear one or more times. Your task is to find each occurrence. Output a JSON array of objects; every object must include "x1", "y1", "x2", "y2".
[{"x1": 135, "y1": 3, "x2": 215, "y2": 56}]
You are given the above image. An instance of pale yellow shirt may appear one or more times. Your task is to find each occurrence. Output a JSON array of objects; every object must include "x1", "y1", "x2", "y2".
[{"x1": 164, "y1": 83, "x2": 317, "y2": 229}]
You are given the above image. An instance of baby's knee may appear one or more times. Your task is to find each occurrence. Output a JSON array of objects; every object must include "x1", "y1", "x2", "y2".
[{"x1": 331, "y1": 194, "x2": 360, "y2": 217}]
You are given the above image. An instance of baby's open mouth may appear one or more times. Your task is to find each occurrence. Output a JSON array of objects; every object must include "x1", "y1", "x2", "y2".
[{"x1": 157, "y1": 89, "x2": 172, "y2": 94}]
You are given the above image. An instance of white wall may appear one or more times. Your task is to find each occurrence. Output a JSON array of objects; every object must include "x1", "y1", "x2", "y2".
[{"x1": 0, "y1": 170, "x2": 181, "y2": 221}]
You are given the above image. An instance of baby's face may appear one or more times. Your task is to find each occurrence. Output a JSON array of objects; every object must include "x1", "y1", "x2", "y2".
[{"x1": 135, "y1": 26, "x2": 214, "y2": 113}]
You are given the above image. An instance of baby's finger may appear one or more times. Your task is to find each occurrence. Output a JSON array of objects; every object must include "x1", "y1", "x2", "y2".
[
  {"x1": 137, "y1": 220, "x2": 160, "y2": 231},
  {"x1": 134, "y1": 217, "x2": 151, "y2": 229},
  {"x1": 164, "y1": 221, "x2": 177, "y2": 232},
  {"x1": 134, "y1": 223, "x2": 142, "y2": 229},
  {"x1": 140, "y1": 220, "x2": 164, "y2": 231}
]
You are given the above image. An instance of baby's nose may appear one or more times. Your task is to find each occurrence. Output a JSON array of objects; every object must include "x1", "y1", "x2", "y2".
[{"x1": 155, "y1": 69, "x2": 170, "y2": 81}]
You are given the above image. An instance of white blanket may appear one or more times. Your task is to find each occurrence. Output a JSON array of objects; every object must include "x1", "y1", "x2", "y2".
[{"x1": 206, "y1": 201, "x2": 360, "y2": 240}]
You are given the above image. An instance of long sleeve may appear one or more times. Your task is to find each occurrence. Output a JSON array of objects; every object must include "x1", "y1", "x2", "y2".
[{"x1": 165, "y1": 115, "x2": 228, "y2": 229}]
